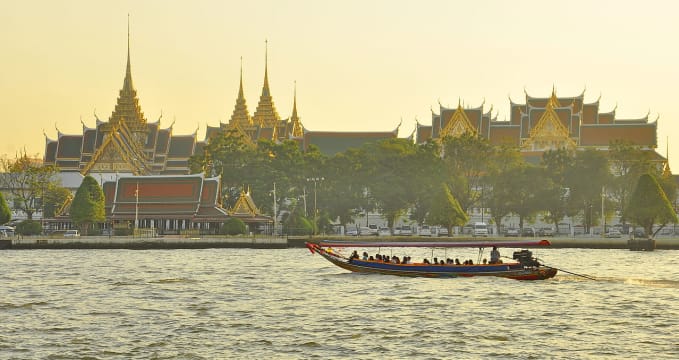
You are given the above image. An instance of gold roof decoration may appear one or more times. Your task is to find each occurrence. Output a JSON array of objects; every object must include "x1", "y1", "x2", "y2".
[
  {"x1": 252, "y1": 40, "x2": 281, "y2": 129},
  {"x1": 109, "y1": 19, "x2": 147, "y2": 133},
  {"x1": 224, "y1": 119, "x2": 256, "y2": 148},
  {"x1": 289, "y1": 81, "x2": 304, "y2": 138},
  {"x1": 229, "y1": 57, "x2": 253, "y2": 128},
  {"x1": 522, "y1": 95, "x2": 576, "y2": 151},
  {"x1": 662, "y1": 140, "x2": 672, "y2": 177},
  {"x1": 229, "y1": 187, "x2": 260, "y2": 217},
  {"x1": 81, "y1": 119, "x2": 151, "y2": 175},
  {"x1": 439, "y1": 101, "x2": 477, "y2": 139}
]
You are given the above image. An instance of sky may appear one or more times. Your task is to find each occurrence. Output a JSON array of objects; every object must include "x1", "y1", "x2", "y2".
[{"x1": 1, "y1": 0, "x2": 678, "y2": 168}]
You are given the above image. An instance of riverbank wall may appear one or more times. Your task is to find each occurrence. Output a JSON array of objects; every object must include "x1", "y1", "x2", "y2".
[{"x1": 1, "y1": 235, "x2": 678, "y2": 250}]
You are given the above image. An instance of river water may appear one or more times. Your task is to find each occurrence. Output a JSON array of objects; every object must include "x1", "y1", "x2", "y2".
[{"x1": 1, "y1": 247, "x2": 677, "y2": 359}]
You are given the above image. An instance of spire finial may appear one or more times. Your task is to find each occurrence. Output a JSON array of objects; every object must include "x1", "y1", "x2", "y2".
[
  {"x1": 262, "y1": 39, "x2": 270, "y2": 96},
  {"x1": 122, "y1": 14, "x2": 133, "y2": 93},
  {"x1": 238, "y1": 56, "x2": 244, "y2": 98},
  {"x1": 293, "y1": 80, "x2": 297, "y2": 112}
]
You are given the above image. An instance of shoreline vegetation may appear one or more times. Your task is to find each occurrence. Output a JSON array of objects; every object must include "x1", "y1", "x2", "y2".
[{"x1": 1, "y1": 235, "x2": 678, "y2": 250}]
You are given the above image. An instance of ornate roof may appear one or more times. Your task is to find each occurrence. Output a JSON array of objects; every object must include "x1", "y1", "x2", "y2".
[
  {"x1": 228, "y1": 60, "x2": 253, "y2": 128},
  {"x1": 252, "y1": 41, "x2": 281, "y2": 129},
  {"x1": 229, "y1": 188, "x2": 261, "y2": 217},
  {"x1": 108, "y1": 27, "x2": 147, "y2": 133},
  {"x1": 288, "y1": 83, "x2": 304, "y2": 138}
]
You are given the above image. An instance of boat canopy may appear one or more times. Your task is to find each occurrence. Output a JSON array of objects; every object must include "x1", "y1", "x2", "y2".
[{"x1": 318, "y1": 240, "x2": 551, "y2": 248}]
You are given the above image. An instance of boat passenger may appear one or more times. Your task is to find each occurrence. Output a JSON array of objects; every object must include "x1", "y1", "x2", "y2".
[
  {"x1": 362, "y1": 252, "x2": 369, "y2": 260},
  {"x1": 423, "y1": 258, "x2": 430, "y2": 264},
  {"x1": 350, "y1": 250, "x2": 359, "y2": 260},
  {"x1": 433, "y1": 257, "x2": 438, "y2": 265},
  {"x1": 439, "y1": 260, "x2": 445, "y2": 265},
  {"x1": 490, "y1": 246, "x2": 501, "y2": 264},
  {"x1": 369, "y1": 256, "x2": 374, "y2": 261},
  {"x1": 455, "y1": 258, "x2": 461, "y2": 265},
  {"x1": 483, "y1": 258, "x2": 487, "y2": 264}
]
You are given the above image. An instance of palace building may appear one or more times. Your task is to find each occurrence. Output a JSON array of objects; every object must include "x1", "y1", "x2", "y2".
[
  {"x1": 43, "y1": 37, "x2": 398, "y2": 179},
  {"x1": 417, "y1": 89, "x2": 663, "y2": 164},
  {"x1": 102, "y1": 174, "x2": 272, "y2": 235}
]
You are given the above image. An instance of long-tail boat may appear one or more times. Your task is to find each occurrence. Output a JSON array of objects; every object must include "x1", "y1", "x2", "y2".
[{"x1": 306, "y1": 240, "x2": 557, "y2": 280}]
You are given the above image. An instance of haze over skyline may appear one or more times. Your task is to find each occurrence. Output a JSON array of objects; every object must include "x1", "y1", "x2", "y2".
[{"x1": 2, "y1": 1, "x2": 678, "y2": 168}]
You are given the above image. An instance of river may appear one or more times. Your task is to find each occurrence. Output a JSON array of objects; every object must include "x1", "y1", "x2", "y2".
[{"x1": 1, "y1": 247, "x2": 677, "y2": 359}]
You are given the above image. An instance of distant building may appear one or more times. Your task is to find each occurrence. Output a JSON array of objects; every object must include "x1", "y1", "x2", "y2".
[
  {"x1": 103, "y1": 174, "x2": 272, "y2": 235},
  {"x1": 43, "y1": 32, "x2": 398, "y2": 178},
  {"x1": 417, "y1": 89, "x2": 664, "y2": 164}
]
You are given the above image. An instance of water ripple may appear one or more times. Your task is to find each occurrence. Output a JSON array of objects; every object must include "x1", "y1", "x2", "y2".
[{"x1": 0, "y1": 248, "x2": 678, "y2": 359}]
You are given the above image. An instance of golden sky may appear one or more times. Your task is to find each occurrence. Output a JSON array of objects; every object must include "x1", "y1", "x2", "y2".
[{"x1": 2, "y1": 0, "x2": 678, "y2": 167}]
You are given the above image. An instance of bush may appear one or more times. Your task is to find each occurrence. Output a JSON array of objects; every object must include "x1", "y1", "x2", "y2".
[
  {"x1": 221, "y1": 218, "x2": 247, "y2": 235},
  {"x1": 114, "y1": 228, "x2": 133, "y2": 236},
  {"x1": 284, "y1": 215, "x2": 313, "y2": 235},
  {"x1": 16, "y1": 220, "x2": 42, "y2": 236}
]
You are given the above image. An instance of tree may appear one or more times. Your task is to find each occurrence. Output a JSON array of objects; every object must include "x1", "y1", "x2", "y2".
[
  {"x1": 625, "y1": 174, "x2": 678, "y2": 238},
  {"x1": 608, "y1": 140, "x2": 658, "y2": 225},
  {"x1": 568, "y1": 149, "x2": 611, "y2": 233},
  {"x1": 16, "y1": 220, "x2": 42, "y2": 235},
  {"x1": 43, "y1": 185, "x2": 72, "y2": 218},
  {"x1": 0, "y1": 192, "x2": 11, "y2": 225},
  {"x1": 426, "y1": 184, "x2": 468, "y2": 235},
  {"x1": 440, "y1": 133, "x2": 494, "y2": 214},
  {"x1": 0, "y1": 151, "x2": 60, "y2": 220},
  {"x1": 364, "y1": 138, "x2": 421, "y2": 228},
  {"x1": 70, "y1": 175, "x2": 105, "y2": 235},
  {"x1": 485, "y1": 145, "x2": 524, "y2": 234},
  {"x1": 221, "y1": 218, "x2": 247, "y2": 235}
]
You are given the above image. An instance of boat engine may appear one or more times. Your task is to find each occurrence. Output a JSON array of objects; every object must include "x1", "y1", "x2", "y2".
[{"x1": 512, "y1": 249, "x2": 540, "y2": 267}]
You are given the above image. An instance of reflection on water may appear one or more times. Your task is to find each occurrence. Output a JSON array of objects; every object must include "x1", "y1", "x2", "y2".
[{"x1": 0, "y1": 248, "x2": 677, "y2": 359}]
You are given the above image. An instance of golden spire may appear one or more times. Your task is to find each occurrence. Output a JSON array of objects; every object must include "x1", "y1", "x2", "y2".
[
  {"x1": 290, "y1": 81, "x2": 303, "y2": 138},
  {"x1": 123, "y1": 14, "x2": 133, "y2": 95},
  {"x1": 547, "y1": 86, "x2": 561, "y2": 108},
  {"x1": 229, "y1": 57, "x2": 253, "y2": 127},
  {"x1": 663, "y1": 137, "x2": 672, "y2": 177},
  {"x1": 108, "y1": 16, "x2": 147, "y2": 134},
  {"x1": 253, "y1": 39, "x2": 281, "y2": 129}
]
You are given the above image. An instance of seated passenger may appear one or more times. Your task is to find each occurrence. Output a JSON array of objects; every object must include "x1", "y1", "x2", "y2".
[
  {"x1": 423, "y1": 258, "x2": 430, "y2": 264},
  {"x1": 362, "y1": 252, "x2": 369, "y2": 260},
  {"x1": 490, "y1": 246, "x2": 501, "y2": 264}
]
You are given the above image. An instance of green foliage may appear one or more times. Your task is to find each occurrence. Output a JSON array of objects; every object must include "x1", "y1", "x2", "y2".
[
  {"x1": 625, "y1": 174, "x2": 678, "y2": 237},
  {"x1": 221, "y1": 217, "x2": 247, "y2": 235},
  {"x1": 43, "y1": 185, "x2": 72, "y2": 218},
  {"x1": 282, "y1": 207, "x2": 314, "y2": 235},
  {"x1": 0, "y1": 151, "x2": 60, "y2": 220},
  {"x1": 16, "y1": 220, "x2": 42, "y2": 235},
  {"x1": 0, "y1": 192, "x2": 11, "y2": 225},
  {"x1": 441, "y1": 133, "x2": 494, "y2": 212},
  {"x1": 70, "y1": 175, "x2": 105, "y2": 234},
  {"x1": 426, "y1": 183, "x2": 468, "y2": 233},
  {"x1": 194, "y1": 128, "x2": 673, "y2": 234}
]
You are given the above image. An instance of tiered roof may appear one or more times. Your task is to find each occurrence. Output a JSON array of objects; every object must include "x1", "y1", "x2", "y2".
[{"x1": 418, "y1": 88, "x2": 658, "y2": 154}]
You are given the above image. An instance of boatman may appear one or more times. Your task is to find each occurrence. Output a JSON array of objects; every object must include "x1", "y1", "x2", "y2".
[{"x1": 490, "y1": 246, "x2": 501, "y2": 264}]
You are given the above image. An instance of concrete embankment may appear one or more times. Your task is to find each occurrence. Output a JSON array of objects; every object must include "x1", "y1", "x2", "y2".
[
  {"x1": 1, "y1": 235, "x2": 678, "y2": 250},
  {"x1": 304, "y1": 236, "x2": 679, "y2": 250},
  {"x1": 1, "y1": 236, "x2": 288, "y2": 250}
]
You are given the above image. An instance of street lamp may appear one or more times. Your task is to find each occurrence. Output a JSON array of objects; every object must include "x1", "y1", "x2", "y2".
[
  {"x1": 134, "y1": 181, "x2": 139, "y2": 235},
  {"x1": 306, "y1": 177, "x2": 324, "y2": 234}
]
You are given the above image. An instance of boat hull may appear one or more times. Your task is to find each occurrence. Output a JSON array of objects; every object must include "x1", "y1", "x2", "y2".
[{"x1": 307, "y1": 242, "x2": 557, "y2": 281}]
